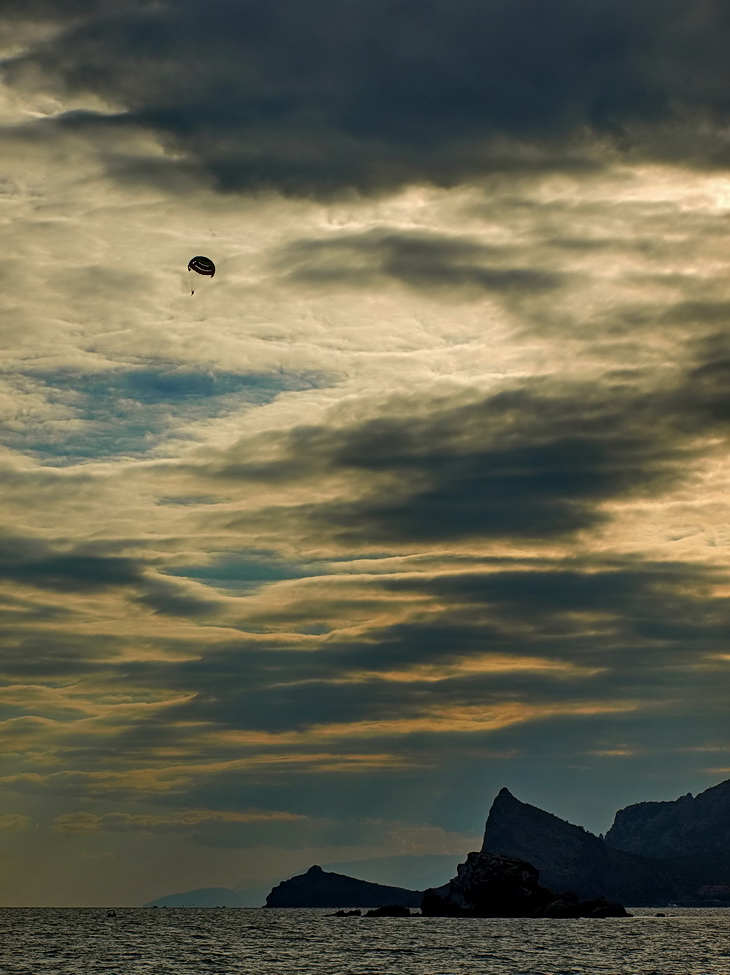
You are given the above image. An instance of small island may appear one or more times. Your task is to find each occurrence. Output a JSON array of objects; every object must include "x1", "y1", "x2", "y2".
[{"x1": 265, "y1": 864, "x2": 421, "y2": 909}]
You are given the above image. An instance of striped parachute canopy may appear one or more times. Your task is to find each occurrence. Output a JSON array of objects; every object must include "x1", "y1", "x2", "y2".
[
  {"x1": 187, "y1": 255, "x2": 215, "y2": 295},
  {"x1": 188, "y1": 255, "x2": 215, "y2": 277}
]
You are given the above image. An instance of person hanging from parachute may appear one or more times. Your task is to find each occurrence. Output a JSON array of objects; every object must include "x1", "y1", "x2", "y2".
[{"x1": 188, "y1": 255, "x2": 215, "y2": 295}]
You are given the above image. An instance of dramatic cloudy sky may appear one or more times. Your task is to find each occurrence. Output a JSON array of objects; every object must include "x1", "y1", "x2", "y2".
[{"x1": 1, "y1": 0, "x2": 729, "y2": 906}]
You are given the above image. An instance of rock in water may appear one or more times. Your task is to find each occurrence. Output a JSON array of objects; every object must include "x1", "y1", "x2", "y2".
[
  {"x1": 421, "y1": 852, "x2": 629, "y2": 918},
  {"x1": 364, "y1": 904, "x2": 412, "y2": 917}
]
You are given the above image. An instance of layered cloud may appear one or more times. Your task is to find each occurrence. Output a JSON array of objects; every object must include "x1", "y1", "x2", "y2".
[{"x1": 1, "y1": 0, "x2": 729, "y2": 906}]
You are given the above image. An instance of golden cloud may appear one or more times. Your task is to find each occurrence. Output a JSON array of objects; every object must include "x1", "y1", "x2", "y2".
[{"x1": 0, "y1": 814, "x2": 31, "y2": 833}]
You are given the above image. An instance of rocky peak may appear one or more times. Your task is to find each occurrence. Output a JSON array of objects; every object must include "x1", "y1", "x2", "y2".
[
  {"x1": 482, "y1": 787, "x2": 600, "y2": 859},
  {"x1": 481, "y1": 786, "x2": 685, "y2": 903}
]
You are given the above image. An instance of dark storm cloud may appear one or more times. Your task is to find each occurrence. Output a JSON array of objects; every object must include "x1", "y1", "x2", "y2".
[
  {"x1": 119, "y1": 560, "x2": 724, "y2": 711},
  {"x1": 381, "y1": 562, "x2": 730, "y2": 669},
  {"x1": 4, "y1": 551, "x2": 725, "y2": 824},
  {"x1": 0, "y1": 590, "x2": 73, "y2": 623},
  {"x1": 663, "y1": 303, "x2": 730, "y2": 328},
  {"x1": 4, "y1": 0, "x2": 730, "y2": 196},
  {"x1": 0, "y1": 629, "x2": 123, "y2": 680},
  {"x1": 678, "y1": 333, "x2": 730, "y2": 426},
  {"x1": 278, "y1": 229, "x2": 562, "y2": 298},
  {"x1": 0, "y1": 532, "x2": 221, "y2": 617},
  {"x1": 214, "y1": 373, "x2": 708, "y2": 546},
  {"x1": 83, "y1": 554, "x2": 730, "y2": 813},
  {"x1": 0, "y1": 534, "x2": 142, "y2": 592},
  {"x1": 134, "y1": 576, "x2": 221, "y2": 618}
]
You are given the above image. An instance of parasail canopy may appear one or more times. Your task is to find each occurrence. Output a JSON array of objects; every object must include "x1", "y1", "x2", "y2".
[
  {"x1": 188, "y1": 256, "x2": 216, "y2": 277},
  {"x1": 188, "y1": 255, "x2": 216, "y2": 295}
]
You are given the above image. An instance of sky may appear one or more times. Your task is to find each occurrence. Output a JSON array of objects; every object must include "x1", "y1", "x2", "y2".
[{"x1": 0, "y1": 0, "x2": 729, "y2": 907}]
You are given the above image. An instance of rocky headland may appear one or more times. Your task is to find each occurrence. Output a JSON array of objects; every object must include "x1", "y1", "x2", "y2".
[
  {"x1": 605, "y1": 778, "x2": 730, "y2": 893},
  {"x1": 265, "y1": 864, "x2": 422, "y2": 908},
  {"x1": 480, "y1": 787, "x2": 687, "y2": 904}
]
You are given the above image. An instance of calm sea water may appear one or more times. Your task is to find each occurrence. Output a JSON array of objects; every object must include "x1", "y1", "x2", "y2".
[{"x1": 0, "y1": 906, "x2": 728, "y2": 974}]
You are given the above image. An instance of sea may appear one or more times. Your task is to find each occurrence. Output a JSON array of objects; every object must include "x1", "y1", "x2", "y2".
[{"x1": 0, "y1": 906, "x2": 727, "y2": 975}]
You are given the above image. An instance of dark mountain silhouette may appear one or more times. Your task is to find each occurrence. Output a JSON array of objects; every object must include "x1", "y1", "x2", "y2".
[
  {"x1": 141, "y1": 779, "x2": 730, "y2": 909},
  {"x1": 481, "y1": 787, "x2": 688, "y2": 904},
  {"x1": 265, "y1": 864, "x2": 422, "y2": 908},
  {"x1": 605, "y1": 779, "x2": 730, "y2": 888}
]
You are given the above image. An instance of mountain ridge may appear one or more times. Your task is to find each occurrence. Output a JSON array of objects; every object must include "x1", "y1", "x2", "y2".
[
  {"x1": 605, "y1": 778, "x2": 730, "y2": 890},
  {"x1": 606, "y1": 779, "x2": 730, "y2": 854},
  {"x1": 142, "y1": 778, "x2": 730, "y2": 907}
]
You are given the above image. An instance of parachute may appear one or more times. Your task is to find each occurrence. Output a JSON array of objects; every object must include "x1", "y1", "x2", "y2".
[{"x1": 188, "y1": 256, "x2": 215, "y2": 295}]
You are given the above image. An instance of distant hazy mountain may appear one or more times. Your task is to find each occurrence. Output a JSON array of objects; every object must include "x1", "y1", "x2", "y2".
[
  {"x1": 143, "y1": 886, "x2": 255, "y2": 908},
  {"x1": 265, "y1": 864, "x2": 422, "y2": 908}
]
